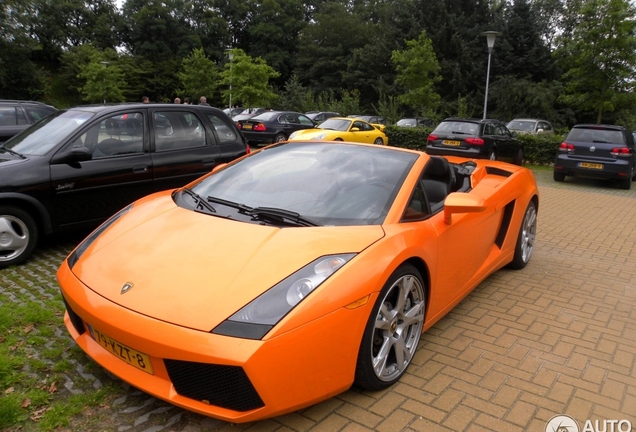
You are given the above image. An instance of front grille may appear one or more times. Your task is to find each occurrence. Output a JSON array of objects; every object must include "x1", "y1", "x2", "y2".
[
  {"x1": 62, "y1": 295, "x2": 86, "y2": 335},
  {"x1": 495, "y1": 200, "x2": 515, "y2": 248},
  {"x1": 164, "y1": 359, "x2": 264, "y2": 412}
]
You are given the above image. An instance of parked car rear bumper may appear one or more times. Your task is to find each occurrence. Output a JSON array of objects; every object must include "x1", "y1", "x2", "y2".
[
  {"x1": 425, "y1": 145, "x2": 485, "y2": 159},
  {"x1": 554, "y1": 154, "x2": 633, "y2": 179}
]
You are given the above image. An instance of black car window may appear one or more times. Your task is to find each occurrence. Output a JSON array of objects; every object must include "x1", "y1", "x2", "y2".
[
  {"x1": 0, "y1": 106, "x2": 17, "y2": 126},
  {"x1": 298, "y1": 115, "x2": 314, "y2": 126},
  {"x1": 567, "y1": 128, "x2": 625, "y2": 144},
  {"x1": 72, "y1": 112, "x2": 144, "y2": 158},
  {"x1": 25, "y1": 105, "x2": 56, "y2": 122},
  {"x1": 206, "y1": 113, "x2": 237, "y2": 144},
  {"x1": 484, "y1": 124, "x2": 496, "y2": 135},
  {"x1": 495, "y1": 125, "x2": 508, "y2": 136},
  {"x1": 154, "y1": 110, "x2": 206, "y2": 151},
  {"x1": 435, "y1": 121, "x2": 479, "y2": 135}
]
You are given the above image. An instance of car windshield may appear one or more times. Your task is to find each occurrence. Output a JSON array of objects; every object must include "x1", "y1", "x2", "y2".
[
  {"x1": 507, "y1": 121, "x2": 536, "y2": 131},
  {"x1": 318, "y1": 118, "x2": 350, "y2": 131},
  {"x1": 433, "y1": 121, "x2": 479, "y2": 135},
  {"x1": 3, "y1": 110, "x2": 95, "y2": 155},
  {"x1": 189, "y1": 142, "x2": 417, "y2": 226},
  {"x1": 397, "y1": 119, "x2": 417, "y2": 127},
  {"x1": 567, "y1": 128, "x2": 625, "y2": 144}
]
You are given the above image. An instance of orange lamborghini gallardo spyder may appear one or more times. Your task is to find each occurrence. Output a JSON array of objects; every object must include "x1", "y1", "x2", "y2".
[{"x1": 58, "y1": 141, "x2": 538, "y2": 423}]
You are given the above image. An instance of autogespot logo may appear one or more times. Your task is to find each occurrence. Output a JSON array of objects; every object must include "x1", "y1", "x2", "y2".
[
  {"x1": 546, "y1": 415, "x2": 633, "y2": 432},
  {"x1": 546, "y1": 415, "x2": 580, "y2": 432}
]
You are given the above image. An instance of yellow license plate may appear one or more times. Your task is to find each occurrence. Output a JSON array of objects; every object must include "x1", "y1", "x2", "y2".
[
  {"x1": 242, "y1": 124, "x2": 252, "y2": 130},
  {"x1": 443, "y1": 140, "x2": 461, "y2": 146},
  {"x1": 88, "y1": 325, "x2": 154, "y2": 374},
  {"x1": 579, "y1": 162, "x2": 603, "y2": 170}
]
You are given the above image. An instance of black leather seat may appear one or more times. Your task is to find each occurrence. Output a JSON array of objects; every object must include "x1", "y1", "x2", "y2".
[{"x1": 421, "y1": 156, "x2": 456, "y2": 207}]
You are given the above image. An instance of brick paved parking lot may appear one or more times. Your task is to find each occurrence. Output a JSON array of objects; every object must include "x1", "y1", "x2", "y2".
[{"x1": 1, "y1": 168, "x2": 635, "y2": 432}]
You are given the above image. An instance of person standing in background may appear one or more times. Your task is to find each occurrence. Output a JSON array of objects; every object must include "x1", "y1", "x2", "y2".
[
  {"x1": 142, "y1": 96, "x2": 150, "y2": 103},
  {"x1": 174, "y1": 97, "x2": 181, "y2": 104},
  {"x1": 199, "y1": 96, "x2": 210, "y2": 106}
]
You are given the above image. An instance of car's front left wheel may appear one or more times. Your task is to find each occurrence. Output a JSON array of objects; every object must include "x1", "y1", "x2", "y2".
[
  {"x1": 355, "y1": 263, "x2": 426, "y2": 390},
  {"x1": 0, "y1": 206, "x2": 39, "y2": 268},
  {"x1": 374, "y1": 137, "x2": 384, "y2": 145},
  {"x1": 274, "y1": 133, "x2": 287, "y2": 143}
]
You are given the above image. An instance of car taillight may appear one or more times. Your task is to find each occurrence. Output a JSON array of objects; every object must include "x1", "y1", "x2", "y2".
[
  {"x1": 427, "y1": 134, "x2": 438, "y2": 141},
  {"x1": 559, "y1": 142, "x2": 574, "y2": 152},
  {"x1": 465, "y1": 137, "x2": 484, "y2": 145},
  {"x1": 254, "y1": 123, "x2": 266, "y2": 131},
  {"x1": 237, "y1": 123, "x2": 242, "y2": 129},
  {"x1": 610, "y1": 147, "x2": 630, "y2": 157},
  {"x1": 246, "y1": 144, "x2": 251, "y2": 154}
]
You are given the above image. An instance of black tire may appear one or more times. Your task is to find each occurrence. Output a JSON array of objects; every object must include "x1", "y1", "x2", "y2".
[
  {"x1": 553, "y1": 171, "x2": 565, "y2": 182},
  {"x1": 373, "y1": 137, "x2": 384, "y2": 145},
  {"x1": 619, "y1": 177, "x2": 631, "y2": 190},
  {"x1": 334, "y1": 138, "x2": 344, "y2": 141},
  {"x1": 632, "y1": 163, "x2": 636, "y2": 181},
  {"x1": 274, "y1": 133, "x2": 286, "y2": 143},
  {"x1": 507, "y1": 200, "x2": 537, "y2": 270},
  {"x1": 0, "y1": 206, "x2": 39, "y2": 268},
  {"x1": 354, "y1": 263, "x2": 426, "y2": 390},
  {"x1": 513, "y1": 148, "x2": 523, "y2": 166}
]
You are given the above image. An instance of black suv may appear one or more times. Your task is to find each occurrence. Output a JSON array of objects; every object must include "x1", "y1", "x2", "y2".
[
  {"x1": 0, "y1": 100, "x2": 57, "y2": 143},
  {"x1": 0, "y1": 103, "x2": 249, "y2": 267},
  {"x1": 554, "y1": 124, "x2": 635, "y2": 190},
  {"x1": 426, "y1": 118, "x2": 523, "y2": 165}
]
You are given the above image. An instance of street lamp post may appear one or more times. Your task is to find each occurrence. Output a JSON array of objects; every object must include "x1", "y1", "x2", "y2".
[
  {"x1": 481, "y1": 31, "x2": 501, "y2": 120},
  {"x1": 227, "y1": 49, "x2": 234, "y2": 110},
  {"x1": 100, "y1": 61, "x2": 110, "y2": 104}
]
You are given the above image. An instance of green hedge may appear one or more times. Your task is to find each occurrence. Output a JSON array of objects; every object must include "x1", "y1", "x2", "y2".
[{"x1": 385, "y1": 125, "x2": 565, "y2": 166}]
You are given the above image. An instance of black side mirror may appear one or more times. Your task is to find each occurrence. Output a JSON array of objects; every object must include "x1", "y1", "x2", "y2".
[{"x1": 51, "y1": 147, "x2": 92, "y2": 164}]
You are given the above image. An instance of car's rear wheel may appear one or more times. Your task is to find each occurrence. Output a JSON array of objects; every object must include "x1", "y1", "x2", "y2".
[
  {"x1": 334, "y1": 138, "x2": 343, "y2": 141},
  {"x1": 0, "y1": 206, "x2": 38, "y2": 268},
  {"x1": 553, "y1": 171, "x2": 565, "y2": 182},
  {"x1": 513, "y1": 148, "x2": 523, "y2": 165},
  {"x1": 619, "y1": 177, "x2": 631, "y2": 190},
  {"x1": 274, "y1": 133, "x2": 286, "y2": 143},
  {"x1": 355, "y1": 263, "x2": 425, "y2": 390},
  {"x1": 373, "y1": 137, "x2": 384, "y2": 145},
  {"x1": 507, "y1": 200, "x2": 537, "y2": 270}
]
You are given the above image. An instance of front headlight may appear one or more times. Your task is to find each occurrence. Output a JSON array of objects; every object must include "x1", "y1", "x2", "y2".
[
  {"x1": 67, "y1": 204, "x2": 134, "y2": 269},
  {"x1": 213, "y1": 253, "x2": 356, "y2": 340},
  {"x1": 310, "y1": 133, "x2": 327, "y2": 140}
]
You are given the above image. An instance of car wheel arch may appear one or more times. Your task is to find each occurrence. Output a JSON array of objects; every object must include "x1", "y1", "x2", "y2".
[{"x1": 0, "y1": 193, "x2": 53, "y2": 235}]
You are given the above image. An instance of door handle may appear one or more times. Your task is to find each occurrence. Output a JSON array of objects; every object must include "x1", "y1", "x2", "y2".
[
  {"x1": 133, "y1": 165, "x2": 148, "y2": 173},
  {"x1": 202, "y1": 158, "x2": 216, "y2": 166}
]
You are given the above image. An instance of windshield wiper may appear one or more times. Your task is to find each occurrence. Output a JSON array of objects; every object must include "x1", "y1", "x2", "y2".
[
  {"x1": 207, "y1": 196, "x2": 253, "y2": 213},
  {"x1": 182, "y1": 188, "x2": 216, "y2": 214},
  {"x1": 248, "y1": 207, "x2": 320, "y2": 227},
  {"x1": 451, "y1": 130, "x2": 469, "y2": 135},
  {"x1": 0, "y1": 146, "x2": 26, "y2": 159}
]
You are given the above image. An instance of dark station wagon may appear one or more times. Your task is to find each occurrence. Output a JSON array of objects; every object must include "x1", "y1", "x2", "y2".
[
  {"x1": 0, "y1": 103, "x2": 249, "y2": 267},
  {"x1": 426, "y1": 118, "x2": 523, "y2": 165},
  {"x1": 554, "y1": 124, "x2": 635, "y2": 189}
]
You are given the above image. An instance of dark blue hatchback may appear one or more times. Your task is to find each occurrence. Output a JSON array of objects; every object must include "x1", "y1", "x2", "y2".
[{"x1": 553, "y1": 124, "x2": 635, "y2": 190}]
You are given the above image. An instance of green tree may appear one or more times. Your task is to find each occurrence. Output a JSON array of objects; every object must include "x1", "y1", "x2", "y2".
[
  {"x1": 554, "y1": 0, "x2": 636, "y2": 123},
  {"x1": 77, "y1": 54, "x2": 125, "y2": 103},
  {"x1": 391, "y1": 31, "x2": 442, "y2": 116},
  {"x1": 219, "y1": 49, "x2": 280, "y2": 108},
  {"x1": 178, "y1": 48, "x2": 219, "y2": 104},
  {"x1": 247, "y1": 0, "x2": 306, "y2": 85}
]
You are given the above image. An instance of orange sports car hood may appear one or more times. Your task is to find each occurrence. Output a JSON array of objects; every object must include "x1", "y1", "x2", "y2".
[{"x1": 71, "y1": 196, "x2": 385, "y2": 332}]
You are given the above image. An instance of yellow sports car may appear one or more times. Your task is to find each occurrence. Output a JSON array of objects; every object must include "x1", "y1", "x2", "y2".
[{"x1": 288, "y1": 117, "x2": 388, "y2": 145}]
